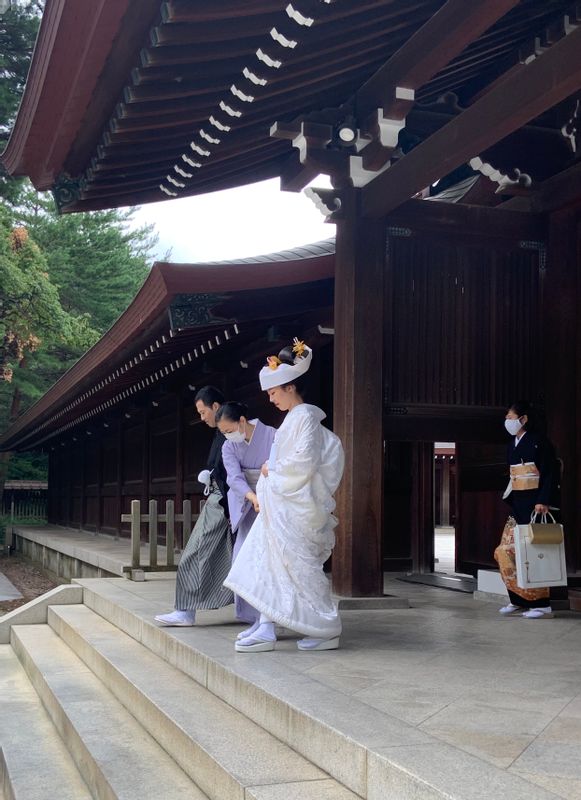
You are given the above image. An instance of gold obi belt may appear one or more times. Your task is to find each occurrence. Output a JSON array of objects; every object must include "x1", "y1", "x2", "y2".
[{"x1": 510, "y1": 462, "x2": 540, "y2": 491}]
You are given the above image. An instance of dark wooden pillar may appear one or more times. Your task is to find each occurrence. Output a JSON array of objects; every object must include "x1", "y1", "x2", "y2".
[
  {"x1": 116, "y1": 420, "x2": 124, "y2": 538},
  {"x1": 176, "y1": 392, "x2": 184, "y2": 511},
  {"x1": 97, "y1": 433, "x2": 103, "y2": 533},
  {"x1": 80, "y1": 438, "x2": 86, "y2": 530},
  {"x1": 333, "y1": 189, "x2": 385, "y2": 596},
  {"x1": 141, "y1": 406, "x2": 151, "y2": 540},
  {"x1": 545, "y1": 210, "x2": 579, "y2": 570},
  {"x1": 441, "y1": 456, "x2": 451, "y2": 527},
  {"x1": 411, "y1": 442, "x2": 435, "y2": 573}
]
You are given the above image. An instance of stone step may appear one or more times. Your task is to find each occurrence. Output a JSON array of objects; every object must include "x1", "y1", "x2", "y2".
[
  {"x1": 0, "y1": 645, "x2": 91, "y2": 800},
  {"x1": 76, "y1": 578, "x2": 561, "y2": 800},
  {"x1": 10, "y1": 625, "x2": 209, "y2": 800},
  {"x1": 47, "y1": 603, "x2": 358, "y2": 800}
]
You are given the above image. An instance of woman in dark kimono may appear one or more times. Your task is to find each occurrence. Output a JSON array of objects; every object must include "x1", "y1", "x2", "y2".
[
  {"x1": 216, "y1": 401, "x2": 276, "y2": 634},
  {"x1": 495, "y1": 400, "x2": 560, "y2": 619}
]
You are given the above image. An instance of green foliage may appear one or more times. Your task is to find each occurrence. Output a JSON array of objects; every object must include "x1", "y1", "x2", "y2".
[
  {"x1": 5, "y1": 450, "x2": 47, "y2": 480},
  {"x1": 0, "y1": 2, "x2": 42, "y2": 203},
  {"x1": 0, "y1": 203, "x2": 97, "y2": 377},
  {"x1": 0, "y1": 2, "x2": 158, "y2": 487},
  {"x1": 18, "y1": 191, "x2": 155, "y2": 333}
]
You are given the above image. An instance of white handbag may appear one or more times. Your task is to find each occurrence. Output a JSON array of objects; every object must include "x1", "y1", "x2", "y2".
[{"x1": 515, "y1": 513, "x2": 567, "y2": 588}]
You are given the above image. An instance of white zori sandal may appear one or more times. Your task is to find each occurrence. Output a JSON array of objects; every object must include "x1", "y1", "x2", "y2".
[
  {"x1": 297, "y1": 637, "x2": 340, "y2": 651},
  {"x1": 235, "y1": 621, "x2": 276, "y2": 652},
  {"x1": 522, "y1": 607, "x2": 554, "y2": 619},
  {"x1": 498, "y1": 604, "x2": 522, "y2": 615}
]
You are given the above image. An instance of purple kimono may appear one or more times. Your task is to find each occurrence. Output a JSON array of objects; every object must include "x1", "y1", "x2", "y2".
[{"x1": 221, "y1": 419, "x2": 276, "y2": 622}]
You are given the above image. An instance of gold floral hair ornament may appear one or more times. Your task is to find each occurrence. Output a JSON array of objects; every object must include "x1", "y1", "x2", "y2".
[
  {"x1": 292, "y1": 338, "x2": 307, "y2": 359},
  {"x1": 259, "y1": 342, "x2": 313, "y2": 390}
]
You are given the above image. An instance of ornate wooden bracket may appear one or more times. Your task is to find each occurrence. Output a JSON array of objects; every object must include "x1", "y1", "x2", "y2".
[
  {"x1": 469, "y1": 157, "x2": 533, "y2": 196},
  {"x1": 271, "y1": 98, "x2": 412, "y2": 193},
  {"x1": 52, "y1": 173, "x2": 84, "y2": 212}
]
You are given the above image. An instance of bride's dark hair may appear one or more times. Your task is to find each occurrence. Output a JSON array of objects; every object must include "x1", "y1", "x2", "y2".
[{"x1": 276, "y1": 342, "x2": 309, "y2": 398}]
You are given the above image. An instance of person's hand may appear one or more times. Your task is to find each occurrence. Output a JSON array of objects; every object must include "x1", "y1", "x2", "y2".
[
  {"x1": 261, "y1": 462, "x2": 269, "y2": 477},
  {"x1": 534, "y1": 504, "x2": 549, "y2": 515},
  {"x1": 246, "y1": 491, "x2": 260, "y2": 513}
]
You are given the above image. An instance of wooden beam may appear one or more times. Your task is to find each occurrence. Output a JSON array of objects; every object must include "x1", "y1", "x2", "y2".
[
  {"x1": 527, "y1": 160, "x2": 581, "y2": 214},
  {"x1": 387, "y1": 198, "x2": 547, "y2": 242},
  {"x1": 362, "y1": 23, "x2": 581, "y2": 218},
  {"x1": 355, "y1": 0, "x2": 520, "y2": 119}
]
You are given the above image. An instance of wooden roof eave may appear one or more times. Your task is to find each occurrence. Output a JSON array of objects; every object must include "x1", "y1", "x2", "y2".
[
  {"x1": 0, "y1": 250, "x2": 335, "y2": 450},
  {"x1": 1, "y1": 0, "x2": 161, "y2": 188}
]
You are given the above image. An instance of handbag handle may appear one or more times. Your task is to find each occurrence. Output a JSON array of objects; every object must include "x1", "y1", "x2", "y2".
[{"x1": 530, "y1": 511, "x2": 556, "y2": 524}]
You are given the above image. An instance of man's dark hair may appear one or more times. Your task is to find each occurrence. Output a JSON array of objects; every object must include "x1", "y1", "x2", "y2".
[{"x1": 194, "y1": 385, "x2": 224, "y2": 407}]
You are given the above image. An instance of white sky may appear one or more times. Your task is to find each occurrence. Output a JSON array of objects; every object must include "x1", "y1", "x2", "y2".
[{"x1": 129, "y1": 176, "x2": 334, "y2": 264}]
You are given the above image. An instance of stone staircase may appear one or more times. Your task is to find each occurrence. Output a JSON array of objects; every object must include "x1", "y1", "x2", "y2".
[
  {"x1": 1, "y1": 597, "x2": 359, "y2": 800},
  {"x1": 1, "y1": 580, "x2": 562, "y2": 800}
]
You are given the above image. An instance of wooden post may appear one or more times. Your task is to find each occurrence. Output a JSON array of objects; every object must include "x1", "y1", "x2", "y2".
[
  {"x1": 175, "y1": 393, "x2": 184, "y2": 525},
  {"x1": 411, "y1": 442, "x2": 435, "y2": 574},
  {"x1": 165, "y1": 499, "x2": 175, "y2": 567},
  {"x1": 96, "y1": 433, "x2": 103, "y2": 533},
  {"x1": 333, "y1": 188, "x2": 385, "y2": 596},
  {"x1": 130, "y1": 499, "x2": 141, "y2": 568},
  {"x1": 80, "y1": 437, "x2": 86, "y2": 531},
  {"x1": 149, "y1": 498, "x2": 158, "y2": 568},
  {"x1": 182, "y1": 499, "x2": 192, "y2": 548},
  {"x1": 545, "y1": 210, "x2": 579, "y2": 570},
  {"x1": 116, "y1": 421, "x2": 124, "y2": 540},
  {"x1": 441, "y1": 456, "x2": 451, "y2": 527}
]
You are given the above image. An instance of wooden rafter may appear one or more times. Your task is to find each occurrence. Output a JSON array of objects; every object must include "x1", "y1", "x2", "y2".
[
  {"x1": 272, "y1": 0, "x2": 520, "y2": 190},
  {"x1": 355, "y1": 0, "x2": 520, "y2": 119},
  {"x1": 362, "y1": 20, "x2": 581, "y2": 218}
]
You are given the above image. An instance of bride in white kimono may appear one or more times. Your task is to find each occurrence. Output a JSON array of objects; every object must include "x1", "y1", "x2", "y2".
[{"x1": 224, "y1": 339, "x2": 345, "y2": 652}]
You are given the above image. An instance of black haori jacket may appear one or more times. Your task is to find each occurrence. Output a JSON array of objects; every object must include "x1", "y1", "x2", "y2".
[{"x1": 207, "y1": 430, "x2": 230, "y2": 518}]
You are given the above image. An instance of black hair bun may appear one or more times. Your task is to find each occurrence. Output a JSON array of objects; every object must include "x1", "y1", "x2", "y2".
[{"x1": 277, "y1": 345, "x2": 295, "y2": 365}]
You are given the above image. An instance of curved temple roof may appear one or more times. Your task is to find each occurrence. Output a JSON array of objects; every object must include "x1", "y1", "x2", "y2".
[{"x1": 0, "y1": 240, "x2": 335, "y2": 451}]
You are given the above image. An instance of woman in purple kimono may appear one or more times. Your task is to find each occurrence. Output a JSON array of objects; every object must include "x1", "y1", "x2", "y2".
[{"x1": 215, "y1": 401, "x2": 276, "y2": 630}]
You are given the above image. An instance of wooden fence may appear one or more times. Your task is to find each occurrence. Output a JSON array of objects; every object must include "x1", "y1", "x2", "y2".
[
  {"x1": 1, "y1": 492, "x2": 47, "y2": 521},
  {"x1": 121, "y1": 499, "x2": 196, "y2": 579}
]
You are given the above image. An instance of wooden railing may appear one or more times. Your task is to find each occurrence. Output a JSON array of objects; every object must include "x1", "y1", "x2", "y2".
[{"x1": 121, "y1": 499, "x2": 195, "y2": 579}]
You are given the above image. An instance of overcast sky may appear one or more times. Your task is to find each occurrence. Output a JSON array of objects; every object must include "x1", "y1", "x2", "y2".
[{"x1": 129, "y1": 176, "x2": 334, "y2": 264}]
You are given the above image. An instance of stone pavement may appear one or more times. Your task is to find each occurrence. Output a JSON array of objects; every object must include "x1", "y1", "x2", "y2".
[
  {"x1": 86, "y1": 572, "x2": 581, "y2": 800},
  {"x1": 0, "y1": 570, "x2": 22, "y2": 602}
]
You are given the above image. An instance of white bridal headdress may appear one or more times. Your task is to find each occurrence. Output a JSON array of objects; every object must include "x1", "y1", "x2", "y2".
[{"x1": 259, "y1": 338, "x2": 312, "y2": 390}]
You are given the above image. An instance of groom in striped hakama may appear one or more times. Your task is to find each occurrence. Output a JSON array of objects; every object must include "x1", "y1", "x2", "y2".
[{"x1": 155, "y1": 386, "x2": 233, "y2": 626}]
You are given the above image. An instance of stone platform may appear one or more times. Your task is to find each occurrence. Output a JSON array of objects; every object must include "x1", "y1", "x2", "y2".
[{"x1": 2, "y1": 572, "x2": 580, "y2": 799}]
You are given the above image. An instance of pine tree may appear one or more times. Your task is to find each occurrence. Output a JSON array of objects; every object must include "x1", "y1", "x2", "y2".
[
  {"x1": 0, "y1": 2, "x2": 42, "y2": 203},
  {"x1": 18, "y1": 191, "x2": 156, "y2": 334},
  {"x1": 0, "y1": 203, "x2": 98, "y2": 497},
  {"x1": 0, "y1": 2, "x2": 158, "y2": 491}
]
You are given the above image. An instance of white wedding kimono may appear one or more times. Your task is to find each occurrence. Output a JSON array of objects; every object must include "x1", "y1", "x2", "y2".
[{"x1": 224, "y1": 403, "x2": 345, "y2": 639}]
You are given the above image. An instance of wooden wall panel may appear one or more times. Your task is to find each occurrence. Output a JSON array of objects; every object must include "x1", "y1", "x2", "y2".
[
  {"x1": 102, "y1": 435, "x2": 119, "y2": 486},
  {"x1": 123, "y1": 423, "x2": 144, "y2": 482},
  {"x1": 150, "y1": 413, "x2": 176, "y2": 483},
  {"x1": 384, "y1": 234, "x2": 542, "y2": 409},
  {"x1": 101, "y1": 495, "x2": 120, "y2": 533},
  {"x1": 84, "y1": 496, "x2": 99, "y2": 529}
]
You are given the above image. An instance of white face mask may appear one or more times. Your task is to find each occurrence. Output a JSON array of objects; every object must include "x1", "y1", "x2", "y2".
[
  {"x1": 505, "y1": 418, "x2": 523, "y2": 436},
  {"x1": 223, "y1": 428, "x2": 246, "y2": 443}
]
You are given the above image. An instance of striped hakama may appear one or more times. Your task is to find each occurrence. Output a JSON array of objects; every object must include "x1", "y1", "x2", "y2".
[{"x1": 175, "y1": 484, "x2": 234, "y2": 611}]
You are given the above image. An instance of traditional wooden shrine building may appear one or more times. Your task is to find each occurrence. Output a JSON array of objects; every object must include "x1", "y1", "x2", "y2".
[{"x1": 3, "y1": 0, "x2": 581, "y2": 596}]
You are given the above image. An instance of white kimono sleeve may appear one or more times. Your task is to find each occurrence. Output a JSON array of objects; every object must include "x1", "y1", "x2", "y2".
[{"x1": 267, "y1": 413, "x2": 322, "y2": 496}]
